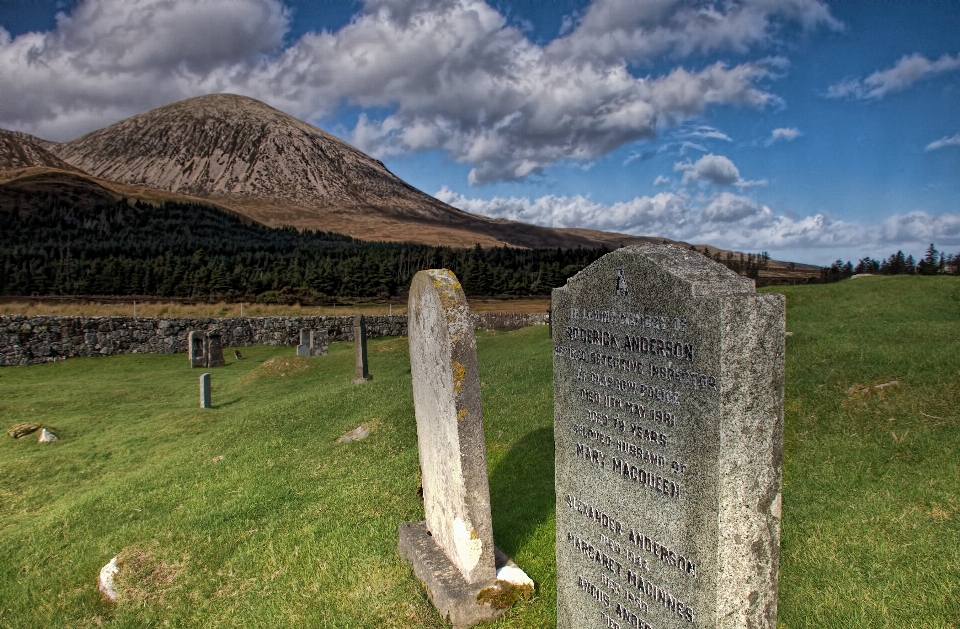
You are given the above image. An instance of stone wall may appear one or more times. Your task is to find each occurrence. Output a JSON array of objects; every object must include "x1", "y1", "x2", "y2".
[{"x1": 0, "y1": 312, "x2": 549, "y2": 366}]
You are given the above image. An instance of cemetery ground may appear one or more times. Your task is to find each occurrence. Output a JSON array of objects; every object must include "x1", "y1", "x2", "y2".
[{"x1": 0, "y1": 275, "x2": 957, "y2": 628}]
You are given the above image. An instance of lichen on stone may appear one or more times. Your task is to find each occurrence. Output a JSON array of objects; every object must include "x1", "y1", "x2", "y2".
[{"x1": 476, "y1": 579, "x2": 534, "y2": 609}]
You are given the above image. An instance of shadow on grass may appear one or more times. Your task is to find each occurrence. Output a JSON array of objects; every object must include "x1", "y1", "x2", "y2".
[
  {"x1": 214, "y1": 397, "x2": 242, "y2": 409},
  {"x1": 489, "y1": 426, "x2": 555, "y2": 558}
]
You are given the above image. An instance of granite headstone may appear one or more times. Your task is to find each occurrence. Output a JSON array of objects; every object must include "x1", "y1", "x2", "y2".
[
  {"x1": 552, "y1": 244, "x2": 785, "y2": 629},
  {"x1": 352, "y1": 315, "x2": 372, "y2": 383},
  {"x1": 310, "y1": 329, "x2": 329, "y2": 356},
  {"x1": 297, "y1": 329, "x2": 312, "y2": 357},
  {"x1": 188, "y1": 331, "x2": 206, "y2": 368},
  {"x1": 200, "y1": 373, "x2": 211, "y2": 409},
  {"x1": 205, "y1": 330, "x2": 226, "y2": 368}
]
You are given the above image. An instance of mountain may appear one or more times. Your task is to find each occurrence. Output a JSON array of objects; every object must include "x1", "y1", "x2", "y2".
[
  {"x1": 44, "y1": 94, "x2": 661, "y2": 249},
  {"x1": 0, "y1": 166, "x2": 247, "y2": 218},
  {"x1": 0, "y1": 130, "x2": 84, "y2": 172}
]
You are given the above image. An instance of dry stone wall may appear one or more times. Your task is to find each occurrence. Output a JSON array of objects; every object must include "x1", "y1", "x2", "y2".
[{"x1": 0, "y1": 312, "x2": 548, "y2": 366}]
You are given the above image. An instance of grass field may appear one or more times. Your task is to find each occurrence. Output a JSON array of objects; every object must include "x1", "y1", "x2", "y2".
[{"x1": 0, "y1": 276, "x2": 958, "y2": 628}]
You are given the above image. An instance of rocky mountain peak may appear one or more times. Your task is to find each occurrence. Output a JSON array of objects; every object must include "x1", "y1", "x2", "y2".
[{"x1": 52, "y1": 93, "x2": 438, "y2": 213}]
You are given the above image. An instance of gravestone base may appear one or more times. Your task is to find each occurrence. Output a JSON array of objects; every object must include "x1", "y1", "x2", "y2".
[
  {"x1": 399, "y1": 522, "x2": 528, "y2": 629},
  {"x1": 352, "y1": 374, "x2": 373, "y2": 384}
]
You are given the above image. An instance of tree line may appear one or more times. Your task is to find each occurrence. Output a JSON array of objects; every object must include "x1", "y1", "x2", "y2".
[
  {"x1": 0, "y1": 198, "x2": 820, "y2": 301},
  {"x1": 822, "y1": 245, "x2": 958, "y2": 282},
  {"x1": 0, "y1": 198, "x2": 610, "y2": 302}
]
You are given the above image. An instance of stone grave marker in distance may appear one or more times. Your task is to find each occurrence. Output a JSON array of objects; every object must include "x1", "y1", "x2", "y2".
[
  {"x1": 205, "y1": 330, "x2": 226, "y2": 367},
  {"x1": 553, "y1": 244, "x2": 785, "y2": 629},
  {"x1": 352, "y1": 315, "x2": 372, "y2": 383},
  {"x1": 297, "y1": 329, "x2": 312, "y2": 356},
  {"x1": 188, "y1": 331, "x2": 206, "y2": 368},
  {"x1": 200, "y1": 373, "x2": 211, "y2": 409}
]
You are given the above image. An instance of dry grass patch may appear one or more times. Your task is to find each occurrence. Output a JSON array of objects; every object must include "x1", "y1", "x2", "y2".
[
  {"x1": 114, "y1": 542, "x2": 186, "y2": 607},
  {"x1": 247, "y1": 356, "x2": 311, "y2": 379}
]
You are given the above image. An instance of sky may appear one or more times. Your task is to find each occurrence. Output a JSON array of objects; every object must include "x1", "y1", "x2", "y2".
[{"x1": 1, "y1": 0, "x2": 958, "y2": 265}]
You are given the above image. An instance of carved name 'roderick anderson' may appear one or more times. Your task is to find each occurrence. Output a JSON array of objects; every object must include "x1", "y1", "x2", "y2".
[{"x1": 553, "y1": 244, "x2": 785, "y2": 629}]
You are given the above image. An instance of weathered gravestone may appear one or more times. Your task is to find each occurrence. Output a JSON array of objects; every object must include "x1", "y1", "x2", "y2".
[
  {"x1": 553, "y1": 244, "x2": 785, "y2": 629},
  {"x1": 200, "y1": 373, "x2": 211, "y2": 409},
  {"x1": 310, "y1": 328, "x2": 330, "y2": 356},
  {"x1": 297, "y1": 329, "x2": 312, "y2": 357},
  {"x1": 205, "y1": 330, "x2": 226, "y2": 367},
  {"x1": 188, "y1": 331, "x2": 206, "y2": 368},
  {"x1": 352, "y1": 315, "x2": 372, "y2": 383},
  {"x1": 298, "y1": 329, "x2": 330, "y2": 357},
  {"x1": 399, "y1": 269, "x2": 531, "y2": 627}
]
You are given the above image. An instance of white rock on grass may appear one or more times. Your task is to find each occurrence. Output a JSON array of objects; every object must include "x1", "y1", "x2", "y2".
[
  {"x1": 98, "y1": 556, "x2": 120, "y2": 602},
  {"x1": 37, "y1": 428, "x2": 58, "y2": 443},
  {"x1": 496, "y1": 564, "x2": 535, "y2": 590},
  {"x1": 337, "y1": 422, "x2": 374, "y2": 443}
]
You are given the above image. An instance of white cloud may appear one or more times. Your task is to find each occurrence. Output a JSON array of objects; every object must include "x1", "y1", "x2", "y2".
[
  {"x1": 827, "y1": 52, "x2": 960, "y2": 99},
  {"x1": 0, "y1": 0, "x2": 289, "y2": 139},
  {"x1": 435, "y1": 187, "x2": 960, "y2": 257},
  {"x1": 0, "y1": 0, "x2": 833, "y2": 185},
  {"x1": 926, "y1": 133, "x2": 960, "y2": 151},
  {"x1": 673, "y1": 153, "x2": 766, "y2": 187},
  {"x1": 691, "y1": 129, "x2": 732, "y2": 142},
  {"x1": 676, "y1": 153, "x2": 740, "y2": 185},
  {"x1": 767, "y1": 127, "x2": 800, "y2": 144},
  {"x1": 653, "y1": 175, "x2": 669, "y2": 185},
  {"x1": 548, "y1": 0, "x2": 840, "y2": 65}
]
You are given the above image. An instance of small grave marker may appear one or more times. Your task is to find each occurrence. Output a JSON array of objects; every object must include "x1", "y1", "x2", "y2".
[
  {"x1": 552, "y1": 244, "x2": 785, "y2": 629},
  {"x1": 205, "y1": 330, "x2": 226, "y2": 367},
  {"x1": 310, "y1": 329, "x2": 330, "y2": 356},
  {"x1": 352, "y1": 315, "x2": 372, "y2": 383},
  {"x1": 188, "y1": 331, "x2": 206, "y2": 368},
  {"x1": 297, "y1": 329, "x2": 312, "y2": 357},
  {"x1": 200, "y1": 373, "x2": 211, "y2": 408}
]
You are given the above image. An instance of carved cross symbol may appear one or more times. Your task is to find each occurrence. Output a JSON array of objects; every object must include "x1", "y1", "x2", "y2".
[{"x1": 615, "y1": 267, "x2": 629, "y2": 296}]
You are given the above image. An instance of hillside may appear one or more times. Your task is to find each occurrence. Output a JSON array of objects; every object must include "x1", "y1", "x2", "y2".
[
  {"x1": 0, "y1": 167, "x2": 245, "y2": 219},
  {"x1": 0, "y1": 95, "x2": 819, "y2": 281},
  {"x1": 0, "y1": 130, "x2": 83, "y2": 172},
  {"x1": 43, "y1": 94, "x2": 661, "y2": 249}
]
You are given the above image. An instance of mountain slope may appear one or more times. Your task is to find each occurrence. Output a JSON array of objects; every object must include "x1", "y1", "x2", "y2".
[
  {"x1": 47, "y1": 94, "x2": 664, "y2": 249},
  {"x1": 0, "y1": 167, "x2": 246, "y2": 219},
  {"x1": 0, "y1": 130, "x2": 84, "y2": 172}
]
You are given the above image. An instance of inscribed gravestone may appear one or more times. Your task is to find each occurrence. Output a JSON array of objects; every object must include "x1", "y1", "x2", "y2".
[
  {"x1": 310, "y1": 329, "x2": 329, "y2": 356},
  {"x1": 352, "y1": 315, "x2": 372, "y2": 383},
  {"x1": 188, "y1": 331, "x2": 206, "y2": 368},
  {"x1": 553, "y1": 244, "x2": 785, "y2": 629},
  {"x1": 206, "y1": 330, "x2": 226, "y2": 367},
  {"x1": 399, "y1": 269, "x2": 510, "y2": 626}
]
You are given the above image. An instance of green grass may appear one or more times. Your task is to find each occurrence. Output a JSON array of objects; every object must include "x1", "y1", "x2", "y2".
[
  {"x1": 770, "y1": 276, "x2": 960, "y2": 629},
  {"x1": 1, "y1": 276, "x2": 958, "y2": 628}
]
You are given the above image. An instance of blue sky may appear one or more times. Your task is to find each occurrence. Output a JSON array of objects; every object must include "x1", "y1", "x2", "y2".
[{"x1": 1, "y1": 0, "x2": 958, "y2": 265}]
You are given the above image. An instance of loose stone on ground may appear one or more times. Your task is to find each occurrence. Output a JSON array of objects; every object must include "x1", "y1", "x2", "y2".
[
  {"x1": 98, "y1": 556, "x2": 120, "y2": 603},
  {"x1": 37, "y1": 428, "x2": 58, "y2": 442},
  {"x1": 7, "y1": 422, "x2": 43, "y2": 438}
]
